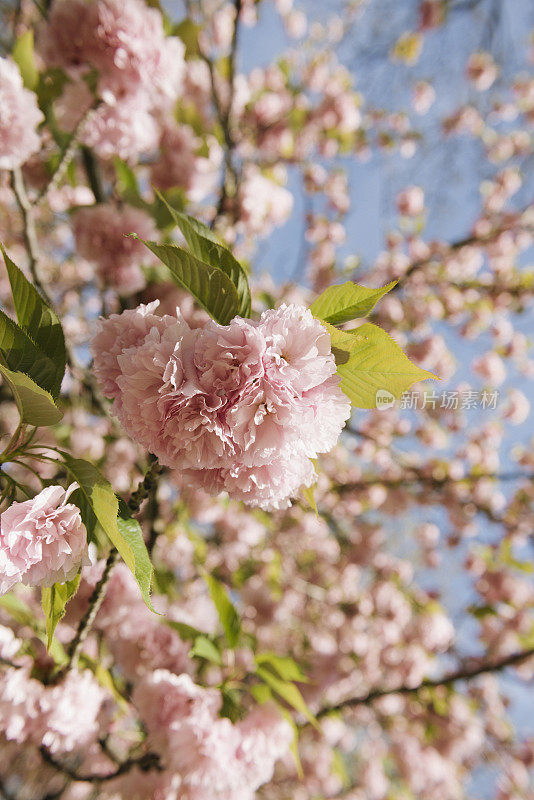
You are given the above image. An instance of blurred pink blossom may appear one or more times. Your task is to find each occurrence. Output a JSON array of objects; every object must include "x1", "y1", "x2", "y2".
[
  {"x1": 73, "y1": 203, "x2": 156, "y2": 293},
  {"x1": 0, "y1": 57, "x2": 43, "y2": 170}
]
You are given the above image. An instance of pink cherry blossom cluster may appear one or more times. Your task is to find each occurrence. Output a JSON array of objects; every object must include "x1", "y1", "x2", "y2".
[
  {"x1": 72, "y1": 203, "x2": 157, "y2": 293},
  {"x1": 150, "y1": 123, "x2": 223, "y2": 202},
  {"x1": 38, "y1": 0, "x2": 185, "y2": 161},
  {"x1": 0, "y1": 666, "x2": 105, "y2": 753},
  {"x1": 0, "y1": 57, "x2": 43, "y2": 170},
  {"x1": 90, "y1": 302, "x2": 351, "y2": 509},
  {"x1": 133, "y1": 670, "x2": 292, "y2": 800},
  {"x1": 0, "y1": 485, "x2": 89, "y2": 596}
]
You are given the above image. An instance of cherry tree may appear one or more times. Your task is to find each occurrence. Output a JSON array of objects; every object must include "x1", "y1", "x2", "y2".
[{"x1": 0, "y1": 1, "x2": 532, "y2": 799}]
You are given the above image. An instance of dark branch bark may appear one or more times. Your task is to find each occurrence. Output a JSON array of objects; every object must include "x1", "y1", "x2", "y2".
[
  {"x1": 391, "y1": 219, "x2": 534, "y2": 290},
  {"x1": 40, "y1": 747, "x2": 161, "y2": 783},
  {"x1": 334, "y1": 469, "x2": 534, "y2": 495},
  {"x1": 316, "y1": 647, "x2": 534, "y2": 719},
  {"x1": 10, "y1": 168, "x2": 53, "y2": 306},
  {"x1": 80, "y1": 146, "x2": 106, "y2": 203}
]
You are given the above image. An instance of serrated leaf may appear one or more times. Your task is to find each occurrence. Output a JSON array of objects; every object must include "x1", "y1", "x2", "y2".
[
  {"x1": 0, "y1": 308, "x2": 58, "y2": 396},
  {"x1": 189, "y1": 635, "x2": 222, "y2": 665},
  {"x1": 310, "y1": 281, "x2": 396, "y2": 325},
  {"x1": 204, "y1": 573, "x2": 241, "y2": 648},
  {"x1": 12, "y1": 30, "x2": 38, "y2": 90},
  {"x1": 256, "y1": 666, "x2": 320, "y2": 730},
  {"x1": 136, "y1": 238, "x2": 239, "y2": 325},
  {"x1": 326, "y1": 322, "x2": 436, "y2": 409},
  {"x1": 69, "y1": 486, "x2": 98, "y2": 542},
  {"x1": 42, "y1": 573, "x2": 81, "y2": 650},
  {"x1": 60, "y1": 455, "x2": 155, "y2": 611},
  {"x1": 0, "y1": 361, "x2": 62, "y2": 426},
  {"x1": 155, "y1": 193, "x2": 251, "y2": 317},
  {"x1": 1, "y1": 246, "x2": 66, "y2": 397},
  {"x1": 256, "y1": 653, "x2": 309, "y2": 683}
]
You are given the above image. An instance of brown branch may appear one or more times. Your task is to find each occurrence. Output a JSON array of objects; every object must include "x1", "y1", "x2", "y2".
[
  {"x1": 40, "y1": 746, "x2": 161, "y2": 783},
  {"x1": 189, "y1": 0, "x2": 242, "y2": 225},
  {"x1": 80, "y1": 146, "x2": 106, "y2": 204},
  {"x1": 66, "y1": 549, "x2": 119, "y2": 672},
  {"x1": 10, "y1": 167, "x2": 53, "y2": 306},
  {"x1": 334, "y1": 469, "x2": 534, "y2": 495},
  {"x1": 392, "y1": 219, "x2": 534, "y2": 289},
  {"x1": 35, "y1": 102, "x2": 101, "y2": 204},
  {"x1": 316, "y1": 647, "x2": 534, "y2": 719}
]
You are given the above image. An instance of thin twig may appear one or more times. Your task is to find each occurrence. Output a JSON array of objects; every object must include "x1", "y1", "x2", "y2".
[
  {"x1": 189, "y1": 0, "x2": 242, "y2": 225},
  {"x1": 10, "y1": 168, "x2": 53, "y2": 306},
  {"x1": 315, "y1": 647, "x2": 534, "y2": 719},
  {"x1": 392, "y1": 220, "x2": 534, "y2": 289},
  {"x1": 80, "y1": 146, "x2": 106, "y2": 203},
  {"x1": 66, "y1": 549, "x2": 119, "y2": 672},
  {"x1": 35, "y1": 102, "x2": 101, "y2": 204},
  {"x1": 40, "y1": 747, "x2": 161, "y2": 783},
  {"x1": 334, "y1": 469, "x2": 534, "y2": 494}
]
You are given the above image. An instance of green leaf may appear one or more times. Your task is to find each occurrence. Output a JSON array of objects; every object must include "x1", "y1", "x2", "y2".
[
  {"x1": 0, "y1": 361, "x2": 62, "y2": 426},
  {"x1": 166, "y1": 620, "x2": 204, "y2": 641},
  {"x1": 69, "y1": 486, "x2": 98, "y2": 542},
  {"x1": 250, "y1": 682, "x2": 273, "y2": 704},
  {"x1": 204, "y1": 573, "x2": 241, "y2": 648},
  {"x1": 0, "y1": 592, "x2": 67, "y2": 665},
  {"x1": 42, "y1": 573, "x2": 81, "y2": 650},
  {"x1": 256, "y1": 666, "x2": 320, "y2": 730},
  {"x1": 36, "y1": 68, "x2": 70, "y2": 112},
  {"x1": 113, "y1": 158, "x2": 140, "y2": 196},
  {"x1": 310, "y1": 281, "x2": 397, "y2": 326},
  {"x1": 12, "y1": 30, "x2": 38, "y2": 90},
  {"x1": 0, "y1": 592, "x2": 38, "y2": 628},
  {"x1": 79, "y1": 653, "x2": 128, "y2": 711},
  {"x1": 173, "y1": 18, "x2": 202, "y2": 58},
  {"x1": 189, "y1": 635, "x2": 223, "y2": 665},
  {"x1": 135, "y1": 238, "x2": 240, "y2": 325},
  {"x1": 60, "y1": 455, "x2": 155, "y2": 611},
  {"x1": 256, "y1": 653, "x2": 309, "y2": 683},
  {"x1": 326, "y1": 322, "x2": 436, "y2": 409},
  {"x1": 0, "y1": 308, "x2": 58, "y2": 396},
  {"x1": 1, "y1": 246, "x2": 66, "y2": 397},
  {"x1": 155, "y1": 193, "x2": 252, "y2": 317}
]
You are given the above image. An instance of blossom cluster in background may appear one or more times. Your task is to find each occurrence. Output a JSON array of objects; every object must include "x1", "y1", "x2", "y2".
[{"x1": 0, "y1": 0, "x2": 532, "y2": 798}]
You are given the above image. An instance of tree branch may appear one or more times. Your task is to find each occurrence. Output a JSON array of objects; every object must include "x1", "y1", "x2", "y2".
[
  {"x1": 316, "y1": 647, "x2": 534, "y2": 719},
  {"x1": 334, "y1": 469, "x2": 534, "y2": 495},
  {"x1": 10, "y1": 167, "x2": 53, "y2": 306},
  {"x1": 190, "y1": 0, "x2": 242, "y2": 225},
  {"x1": 80, "y1": 146, "x2": 106, "y2": 204},
  {"x1": 40, "y1": 746, "x2": 161, "y2": 783},
  {"x1": 391, "y1": 219, "x2": 534, "y2": 290},
  {"x1": 35, "y1": 102, "x2": 101, "y2": 204}
]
